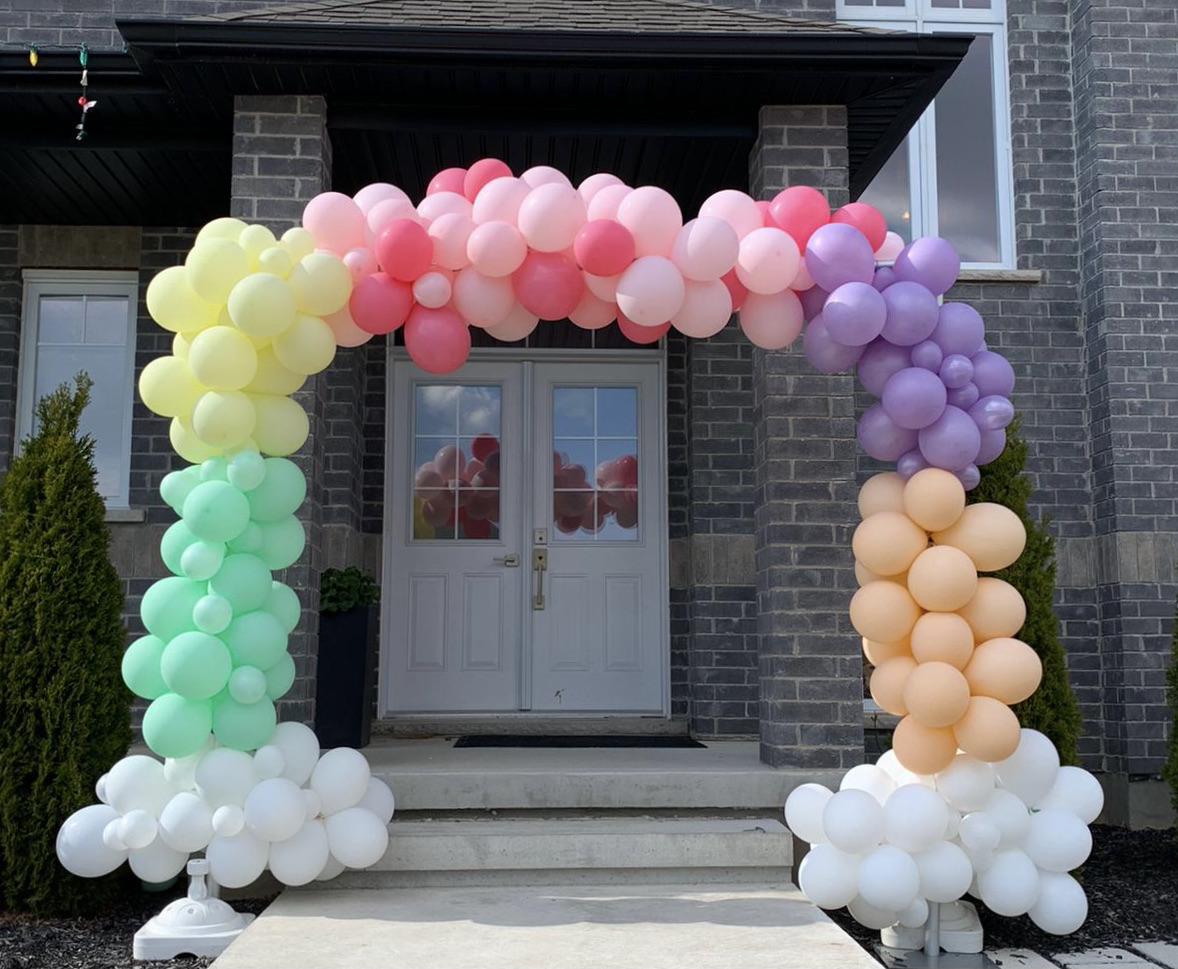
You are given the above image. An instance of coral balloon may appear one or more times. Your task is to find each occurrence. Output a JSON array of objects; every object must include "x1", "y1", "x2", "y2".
[
  {"x1": 513, "y1": 251, "x2": 584, "y2": 321},
  {"x1": 832, "y1": 202, "x2": 887, "y2": 252},
  {"x1": 903, "y1": 661, "x2": 971, "y2": 728},
  {"x1": 893, "y1": 716, "x2": 958, "y2": 775},
  {"x1": 850, "y1": 581, "x2": 922, "y2": 645},
  {"x1": 903, "y1": 468, "x2": 966, "y2": 532},
  {"x1": 375, "y1": 220, "x2": 432, "y2": 282},
  {"x1": 852, "y1": 511, "x2": 929, "y2": 577},
  {"x1": 933, "y1": 503, "x2": 1026, "y2": 572},
  {"x1": 768, "y1": 186, "x2": 830, "y2": 248},
  {"x1": 427, "y1": 167, "x2": 467, "y2": 196},
  {"x1": 463, "y1": 158, "x2": 512, "y2": 201},
  {"x1": 910, "y1": 612, "x2": 975, "y2": 669},
  {"x1": 738, "y1": 289, "x2": 804, "y2": 350},
  {"x1": 964, "y1": 637, "x2": 1042, "y2": 704},
  {"x1": 403, "y1": 305, "x2": 471, "y2": 375},
  {"x1": 574, "y1": 220, "x2": 636, "y2": 277},
  {"x1": 869, "y1": 656, "x2": 917, "y2": 716},
  {"x1": 905, "y1": 545, "x2": 978, "y2": 612},
  {"x1": 617, "y1": 314, "x2": 669, "y2": 345},
  {"x1": 858, "y1": 472, "x2": 906, "y2": 518},
  {"x1": 957, "y1": 578, "x2": 1026, "y2": 642},
  {"x1": 348, "y1": 272, "x2": 413, "y2": 334},
  {"x1": 953, "y1": 696, "x2": 1022, "y2": 762}
]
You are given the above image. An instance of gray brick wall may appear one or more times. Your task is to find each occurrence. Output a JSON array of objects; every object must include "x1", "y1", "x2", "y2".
[{"x1": 0, "y1": 227, "x2": 19, "y2": 477}]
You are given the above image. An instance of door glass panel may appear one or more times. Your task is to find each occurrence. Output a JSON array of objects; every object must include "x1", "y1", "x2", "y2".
[
  {"x1": 412, "y1": 384, "x2": 501, "y2": 541},
  {"x1": 860, "y1": 135, "x2": 913, "y2": 244}
]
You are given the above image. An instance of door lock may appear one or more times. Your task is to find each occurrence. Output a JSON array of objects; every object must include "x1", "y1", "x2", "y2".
[{"x1": 532, "y1": 547, "x2": 548, "y2": 610}]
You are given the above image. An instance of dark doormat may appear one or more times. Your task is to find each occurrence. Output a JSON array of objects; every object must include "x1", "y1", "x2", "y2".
[{"x1": 453, "y1": 734, "x2": 706, "y2": 748}]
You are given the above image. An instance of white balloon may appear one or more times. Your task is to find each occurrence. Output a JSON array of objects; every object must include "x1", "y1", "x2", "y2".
[
  {"x1": 1023, "y1": 809, "x2": 1092, "y2": 872},
  {"x1": 898, "y1": 897, "x2": 929, "y2": 929},
  {"x1": 57, "y1": 805, "x2": 127, "y2": 877},
  {"x1": 355, "y1": 778, "x2": 395, "y2": 824},
  {"x1": 195, "y1": 748, "x2": 259, "y2": 809},
  {"x1": 103, "y1": 819, "x2": 127, "y2": 852},
  {"x1": 164, "y1": 737, "x2": 215, "y2": 791},
  {"x1": 978, "y1": 848, "x2": 1040, "y2": 917},
  {"x1": 858, "y1": 844, "x2": 920, "y2": 912},
  {"x1": 159, "y1": 792, "x2": 214, "y2": 853},
  {"x1": 207, "y1": 829, "x2": 269, "y2": 888},
  {"x1": 129, "y1": 837, "x2": 189, "y2": 883},
  {"x1": 272, "y1": 721, "x2": 321, "y2": 786},
  {"x1": 95, "y1": 773, "x2": 110, "y2": 805},
  {"x1": 840, "y1": 764, "x2": 896, "y2": 805},
  {"x1": 325, "y1": 807, "x2": 389, "y2": 869},
  {"x1": 254, "y1": 745, "x2": 286, "y2": 780},
  {"x1": 935, "y1": 755, "x2": 996, "y2": 813},
  {"x1": 944, "y1": 810, "x2": 962, "y2": 840},
  {"x1": 823, "y1": 789, "x2": 885, "y2": 855},
  {"x1": 876, "y1": 749, "x2": 936, "y2": 788},
  {"x1": 994, "y1": 729, "x2": 1060, "y2": 806},
  {"x1": 797, "y1": 844, "x2": 861, "y2": 909},
  {"x1": 304, "y1": 788, "x2": 323, "y2": 821},
  {"x1": 311, "y1": 748, "x2": 371, "y2": 815},
  {"x1": 316, "y1": 853, "x2": 347, "y2": 881},
  {"x1": 105, "y1": 756, "x2": 174, "y2": 815},
  {"x1": 245, "y1": 777, "x2": 306, "y2": 842},
  {"x1": 1036, "y1": 766, "x2": 1104, "y2": 824},
  {"x1": 848, "y1": 894, "x2": 898, "y2": 930},
  {"x1": 269, "y1": 819, "x2": 330, "y2": 887},
  {"x1": 884, "y1": 784, "x2": 949, "y2": 853},
  {"x1": 958, "y1": 812, "x2": 1000, "y2": 852},
  {"x1": 212, "y1": 804, "x2": 246, "y2": 838},
  {"x1": 982, "y1": 789, "x2": 1031, "y2": 846},
  {"x1": 914, "y1": 841, "x2": 974, "y2": 903},
  {"x1": 118, "y1": 809, "x2": 159, "y2": 850},
  {"x1": 1029, "y1": 871, "x2": 1088, "y2": 935},
  {"x1": 784, "y1": 783, "x2": 832, "y2": 845}
]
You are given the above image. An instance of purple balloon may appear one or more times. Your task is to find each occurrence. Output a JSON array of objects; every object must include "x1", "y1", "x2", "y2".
[
  {"x1": 880, "y1": 280, "x2": 940, "y2": 346},
  {"x1": 893, "y1": 237, "x2": 961, "y2": 296},
  {"x1": 882, "y1": 367, "x2": 949, "y2": 430},
  {"x1": 932, "y1": 303, "x2": 985, "y2": 356},
  {"x1": 970, "y1": 394, "x2": 1015, "y2": 431},
  {"x1": 798, "y1": 284, "x2": 830, "y2": 322},
  {"x1": 803, "y1": 314, "x2": 867, "y2": 373},
  {"x1": 911, "y1": 340, "x2": 943, "y2": 372},
  {"x1": 946, "y1": 382, "x2": 980, "y2": 410},
  {"x1": 918, "y1": 406, "x2": 982, "y2": 472},
  {"x1": 976, "y1": 427, "x2": 1007, "y2": 465},
  {"x1": 872, "y1": 266, "x2": 897, "y2": 293},
  {"x1": 858, "y1": 402, "x2": 919, "y2": 462},
  {"x1": 823, "y1": 282, "x2": 887, "y2": 347},
  {"x1": 805, "y1": 223, "x2": 876, "y2": 293},
  {"x1": 857, "y1": 338, "x2": 912, "y2": 397},
  {"x1": 939, "y1": 353, "x2": 974, "y2": 389},
  {"x1": 956, "y1": 464, "x2": 981, "y2": 490},
  {"x1": 971, "y1": 350, "x2": 1016, "y2": 397},
  {"x1": 897, "y1": 448, "x2": 930, "y2": 480}
]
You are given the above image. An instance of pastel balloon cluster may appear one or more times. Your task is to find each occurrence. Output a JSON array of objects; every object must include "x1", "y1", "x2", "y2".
[
  {"x1": 553, "y1": 450, "x2": 639, "y2": 536},
  {"x1": 413, "y1": 435, "x2": 501, "y2": 539},
  {"x1": 786, "y1": 729, "x2": 1102, "y2": 936},
  {"x1": 123, "y1": 453, "x2": 307, "y2": 758},
  {"x1": 850, "y1": 469, "x2": 1035, "y2": 775},
  {"x1": 56, "y1": 723, "x2": 394, "y2": 890}
]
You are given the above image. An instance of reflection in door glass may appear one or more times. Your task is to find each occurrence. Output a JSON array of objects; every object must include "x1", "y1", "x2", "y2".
[
  {"x1": 552, "y1": 387, "x2": 638, "y2": 542},
  {"x1": 412, "y1": 385, "x2": 501, "y2": 541}
]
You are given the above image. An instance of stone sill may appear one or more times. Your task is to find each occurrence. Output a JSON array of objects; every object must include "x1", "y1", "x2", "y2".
[
  {"x1": 105, "y1": 507, "x2": 146, "y2": 524},
  {"x1": 955, "y1": 269, "x2": 1043, "y2": 284}
]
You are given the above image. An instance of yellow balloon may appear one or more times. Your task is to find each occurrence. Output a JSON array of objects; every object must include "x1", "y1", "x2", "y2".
[
  {"x1": 246, "y1": 347, "x2": 306, "y2": 396},
  {"x1": 186, "y1": 238, "x2": 251, "y2": 304},
  {"x1": 196, "y1": 217, "x2": 248, "y2": 246},
  {"x1": 258, "y1": 246, "x2": 294, "y2": 278},
  {"x1": 289, "y1": 252, "x2": 352, "y2": 316},
  {"x1": 413, "y1": 498, "x2": 436, "y2": 540},
  {"x1": 192, "y1": 390, "x2": 257, "y2": 450},
  {"x1": 173, "y1": 332, "x2": 194, "y2": 360},
  {"x1": 139, "y1": 356, "x2": 204, "y2": 418},
  {"x1": 273, "y1": 314, "x2": 337, "y2": 376},
  {"x1": 188, "y1": 326, "x2": 259, "y2": 390},
  {"x1": 227, "y1": 273, "x2": 297, "y2": 339},
  {"x1": 146, "y1": 265, "x2": 219, "y2": 333},
  {"x1": 170, "y1": 417, "x2": 220, "y2": 464},
  {"x1": 281, "y1": 227, "x2": 316, "y2": 261},
  {"x1": 238, "y1": 224, "x2": 277, "y2": 260},
  {"x1": 250, "y1": 393, "x2": 310, "y2": 456}
]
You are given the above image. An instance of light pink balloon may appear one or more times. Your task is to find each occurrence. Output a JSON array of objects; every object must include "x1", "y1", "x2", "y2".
[
  {"x1": 366, "y1": 198, "x2": 421, "y2": 244},
  {"x1": 452, "y1": 267, "x2": 515, "y2": 327},
  {"x1": 467, "y1": 222, "x2": 527, "y2": 277},
  {"x1": 568, "y1": 290, "x2": 618, "y2": 330},
  {"x1": 521, "y1": 166, "x2": 572, "y2": 189},
  {"x1": 617, "y1": 186, "x2": 683, "y2": 258},
  {"x1": 876, "y1": 231, "x2": 906, "y2": 261},
  {"x1": 739, "y1": 289, "x2": 805, "y2": 349},
  {"x1": 699, "y1": 189, "x2": 763, "y2": 240},
  {"x1": 587, "y1": 184, "x2": 633, "y2": 222},
  {"x1": 736, "y1": 227, "x2": 801, "y2": 294},
  {"x1": 671, "y1": 278, "x2": 732, "y2": 338},
  {"x1": 584, "y1": 271, "x2": 622, "y2": 302},
  {"x1": 429, "y1": 213, "x2": 475, "y2": 271},
  {"x1": 485, "y1": 303, "x2": 539, "y2": 341},
  {"x1": 324, "y1": 306, "x2": 375, "y2": 348},
  {"x1": 518, "y1": 184, "x2": 588, "y2": 253},
  {"x1": 472, "y1": 177, "x2": 531, "y2": 225},
  {"x1": 615, "y1": 256, "x2": 686, "y2": 326},
  {"x1": 578, "y1": 173, "x2": 624, "y2": 204},
  {"x1": 343, "y1": 247, "x2": 378, "y2": 282},
  {"x1": 303, "y1": 192, "x2": 367, "y2": 255},
  {"x1": 418, "y1": 191, "x2": 473, "y2": 223},
  {"x1": 413, "y1": 271, "x2": 453, "y2": 309},
  {"x1": 671, "y1": 217, "x2": 740, "y2": 282},
  {"x1": 791, "y1": 259, "x2": 816, "y2": 292},
  {"x1": 352, "y1": 183, "x2": 410, "y2": 214}
]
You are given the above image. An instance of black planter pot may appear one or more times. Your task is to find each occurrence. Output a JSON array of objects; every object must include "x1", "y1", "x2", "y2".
[{"x1": 313, "y1": 604, "x2": 378, "y2": 748}]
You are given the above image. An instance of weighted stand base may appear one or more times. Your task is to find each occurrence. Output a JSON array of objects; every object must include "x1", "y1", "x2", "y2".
[
  {"x1": 874, "y1": 946, "x2": 998, "y2": 969},
  {"x1": 132, "y1": 859, "x2": 254, "y2": 962}
]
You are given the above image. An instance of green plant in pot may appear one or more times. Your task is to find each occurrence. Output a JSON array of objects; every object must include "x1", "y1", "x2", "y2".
[{"x1": 315, "y1": 567, "x2": 380, "y2": 748}]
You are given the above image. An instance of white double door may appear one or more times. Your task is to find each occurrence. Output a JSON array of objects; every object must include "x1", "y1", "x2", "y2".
[{"x1": 383, "y1": 357, "x2": 667, "y2": 715}]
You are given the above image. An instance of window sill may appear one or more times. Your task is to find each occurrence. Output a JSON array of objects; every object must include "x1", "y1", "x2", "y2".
[
  {"x1": 954, "y1": 269, "x2": 1043, "y2": 284},
  {"x1": 105, "y1": 507, "x2": 146, "y2": 524}
]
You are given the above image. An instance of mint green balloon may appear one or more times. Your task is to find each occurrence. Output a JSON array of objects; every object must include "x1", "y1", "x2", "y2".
[
  {"x1": 122, "y1": 635, "x2": 169, "y2": 700},
  {"x1": 228, "y1": 665, "x2": 267, "y2": 705},
  {"x1": 161, "y1": 631, "x2": 233, "y2": 700},
  {"x1": 160, "y1": 467, "x2": 201, "y2": 516},
  {"x1": 212, "y1": 695, "x2": 277, "y2": 752},
  {"x1": 141, "y1": 577, "x2": 204, "y2": 641},
  {"x1": 227, "y1": 522, "x2": 263, "y2": 553},
  {"x1": 257, "y1": 516, "x2": 305, "y2": 570},
  {"x1": 200, "y1": 457, "x2": 229, "y2": 482},
  {"x1": 161, "y1": 521, "x2": 199, "y2": 577},
  {"x1": 224, "y1": 610, "x2": 287, "y2": 669},
  {"x1": 247, "y1": 458, "x2": 306, "y2": 522},
  {"x1": 193, "y1": 593, "x2": 233, "y2": 634},
  {"x1": 142, "y1": 692, "x2": 213, "y2": 759},
  {"x1": 227, "y1": 450, "x2": 266, "y2": 492},
  {"x1": 266, "y1": 581, "x2": 302, "y2": 634},
  {"x1": 180, "y1": 540, "x2": 226, "y2": 581},
  {"x1": 182, "y1": 480, "x2": 251, "y2": 544},
  {"x1": 208, "y1": 554, "x2": 272, "y2": 613},
  {"x1": 264, "y1": 652, "x2": 296, "y2": 701}
]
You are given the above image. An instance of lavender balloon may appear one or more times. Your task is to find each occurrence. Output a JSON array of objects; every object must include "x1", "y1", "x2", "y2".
[
  {"x1": 946, "y1": 382, "x2": 980, "y2": 410},
  {"x1": 798, "y1": 284, "x2": 829, "y2": 322},
  {"x1": 823, "y1": 282, "x2": 887, "y2": 346},
  {"x1": 805, "y1": 224, "x2": 876, "y2": 293},
  {"x1": 977, "y1": 427, "x2": 1007, "y2": 465},
  {"x1": 893, "y1": 237, "x2": 961, "y2": 296},
  {"x1": 970, "y1": 395, "x2": 1015, "y2": 431},
  {"x1": 872, "y1": 266, "x2": 897, "y2": 293},
  {"x1": 918, "y1": 405, "x2": 981, "y2": 472},
  {"x1": 880, "y1": 281, "x2": 939, "y2": 346},
  {"x1": 911, "y1": 340, "x2": 943, "y2": 372},
  {"x1": 939, "y1": 353, "x2": 974, "y2": 389},
  {"x1": 897, "y1": 448, "x2": 930, "y2": 480},
  {"x1": 957, "y1": 464, "x2": 981, "y2": 490},
  {"x1": 857, "y1": 339, "x2": 912, "y2": 397},
  {"x1": 882, "y1": 367, "x2": 948, "y2": 430},
  {"x1": 932, "y1": 303, "x2": 985, "y2": 356},
  {"x1": 803, "y1": 314, "x2": 867, "y2": 373},
  {"x1": 971, "y1": 350, "x2": 1016, "y2": 397},
  {"x1": 858, "y1": 402, "x2": 920, "y2": 462}
]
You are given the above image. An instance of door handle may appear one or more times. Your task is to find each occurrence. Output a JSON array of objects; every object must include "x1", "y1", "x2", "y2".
[
  {"x1": 493, "y1": 554, "x2": 520, "y2": 567},
  {"x1": 532, "y1": 547, "x2": 548, "y2": 610}
]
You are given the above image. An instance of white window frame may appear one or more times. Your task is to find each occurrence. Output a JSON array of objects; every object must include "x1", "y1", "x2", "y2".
[{"x1": 17, "y1": 270, "x2": 139, "y2": 509}]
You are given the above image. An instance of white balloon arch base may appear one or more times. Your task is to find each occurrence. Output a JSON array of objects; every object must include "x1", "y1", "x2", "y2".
[{"x1": 131, "y1": 859, "x2": 254, "y2": 962}]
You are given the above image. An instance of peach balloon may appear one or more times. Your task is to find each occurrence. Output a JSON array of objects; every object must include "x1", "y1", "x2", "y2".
[
  {"x1": 852, "y1": 511, "x2": 929, "y2": 577},
  {"x1": 862, "y1": 636, "x2": 912, "y2": 666},
  {"x1": 903, "y1": 661, "x2": 971, "y2": 728},
  {"x1": 858, "y1": 472, "x2": 906, "y2": 519},
  {"x1": 869, "y1": 656, "x2": 917, "y2": 716},
  {"x1": 855, "y1": 560, "x2": 884, "y2": 587},
  {"x1": 956, "y1": 577, "x2": 1026, "y2": 642},
  {"x1": 850, "y1": 581, "x2": 923, "y2": 645},
  {"x1": 964, "y1": 637, "x2": 1042, "y2": 704},
  {"x1": 933, "y1": 503, "x2": 1027, "y2": 572},
  {"x1": 568, "y1": 291, "x2": 618, "y2": 330},
  {"x1": 893, "y1": 716, "x2": 958, "y2": 775},
  {"x1": 952, "y1": 696, "x2": 1021, "y2": 762},
  {"x1": 671, "y1": 278, "x2": 732, "y2": 338},
  {"x1": 903, "y1": 468, "x2": 966, "y2": 532},
  {"x1": 905, "y1": 545, "x2": 978, "y2": 612},
  {"x1": 910, "y1": 612, "x2": 974, "y2": 669}
]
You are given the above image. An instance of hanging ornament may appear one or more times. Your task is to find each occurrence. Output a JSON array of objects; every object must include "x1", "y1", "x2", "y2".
[
  {"x1": 27, "y1": 44, "x2": 38, "y2": 67},
  {"x1": 75, "y1": 46, "x2": 95, "y2": 142}
]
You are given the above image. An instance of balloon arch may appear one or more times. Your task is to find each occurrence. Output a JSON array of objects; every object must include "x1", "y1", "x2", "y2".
[{"x1": 55, "y1": 159, "x2": 1100, "y2": 937}]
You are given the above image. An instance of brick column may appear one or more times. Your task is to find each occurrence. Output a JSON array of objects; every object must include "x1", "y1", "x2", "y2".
[{"x1": 750, "y1": 106, "x2": 864, "y2": 769}]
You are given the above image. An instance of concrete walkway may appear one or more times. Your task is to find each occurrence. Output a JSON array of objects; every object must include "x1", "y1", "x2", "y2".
[{"x1": 210, "y1": 883, "x2": 879, "y2": 969}]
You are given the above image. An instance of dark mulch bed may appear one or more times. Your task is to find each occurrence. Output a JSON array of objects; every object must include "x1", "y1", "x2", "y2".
[
  {"x1": 0, "y1": 889, "x2": 275, "y2": 969},
  {"x1": 828, "y1": 825, "x2": 1178, "y2": 959}
]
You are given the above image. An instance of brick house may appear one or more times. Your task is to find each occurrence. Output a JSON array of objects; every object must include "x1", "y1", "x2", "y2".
[{"x1": 0, "y1": 0, "x2": 1173, "y2": 827}]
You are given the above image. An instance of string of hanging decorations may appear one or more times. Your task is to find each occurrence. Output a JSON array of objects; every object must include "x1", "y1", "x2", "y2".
[{"x1": 8, "y1": 42, "x2": 97, "y2": 141}]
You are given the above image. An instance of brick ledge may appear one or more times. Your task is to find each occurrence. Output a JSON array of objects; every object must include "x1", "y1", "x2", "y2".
[{"x1": 955, "y1": 269, "x2": 1043, "y2": 283}]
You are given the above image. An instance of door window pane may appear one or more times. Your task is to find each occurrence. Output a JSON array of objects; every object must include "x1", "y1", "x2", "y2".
[{"x1": 860, "y1": 136, "x2": 913, "y2": 245}]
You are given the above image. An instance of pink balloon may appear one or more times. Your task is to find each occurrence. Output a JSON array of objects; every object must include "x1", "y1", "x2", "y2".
[
  {"x1": 833, "y1": 202, "x2": 888, "y2": 253},
  {"x1": 375, "y1": 220, "x2": 433, "y2": 282},
  {"x1": 404, "y1": 305, "x2": 471, "y2": 374},
  {"x1": 413, "y1": 271, "x2": 452, "y2": 309},
  {"x1": 324, "y1": 306, "x2": 374, "y2": 348},
  {"x1": 578, "y1": 172, "x2": 624, "y2": 203},
  {"x1": 768, "y1": 186, "x2": 831, "y2": 249},
  {"x1": 617, "y1": 313, "x2": 669, "y2": 345},
  {"x1": 584, "y1": 271, "x2": 622, "y2": 302},
  {"x1": 518, "y1": 183, "x2": 588, "y2": 253},
  {"x1": 463, "y1": 158, "x2": 512, "y2": 202},
  {"x1": 615, "y1": 256, "x2": 685, "y2": 326},
  {"x1": 417, "y1": 191, "x2": 473, "y2": 223},
  {"x1": 738, "y1": 289, "x2": 805, "y2": 350},
  {"x1": 574, "y1": 220, "x2": 636, "y2": 277},
  {"x1": 303, "y1": 192, "x2": 366, "y2": 255},
  {"x1": 414, "y1": 463, "x2": 447, "y2": 501},
  {"x1": 699, "y1": 189, "x2": 763, "y2": 239},
  {"x1": 671, "y1": 217, "x2": 739, "y2": 281},
  {"x1": 671, "y1": 278, "x2": 733, "y2": 338},
  {"x1": 467, "y1": 221, "x2": 527, "y2": 277},
  {"x1": 349, "y1": 272, "x2": 413, "y2": 334},
  {"x1": 485, "y1": 303, "x2": 539, "y2": 342},
  {"x1": 428, "y1": 213, "x2": 475, "y2": 271},
  {"x1": 721, "y1": 269, "x2": 749, "y2": 311},
  {"x1": 434, "y1": 444, "x2": 465, "y2": 480},
  {"x1": 365, "y1": 198, "x2": 421, "y2": 243},
  {"x1": 736, "y1": 227, "x2": 802, "y2": 294},
  {"x1": 472, "y1": 177, "x2": 530, "y2": 225},
  {"x1": 791, "y1": 260, "x2": 816, "y2": 292},
  {"x1": 568, "y1": 290, "x2": 618, "y2": 330},
  {"x1": 521, "y1": 165, "x2": 571, "y2": 189},
  {"x1": 513, "y1": 251, "x2": 584, "y2": 321},
  {"x1": 755, "y1": 199, "x2": 772, "y2": 224},
  {"x1": 452, "y1": 267, "x2": 515, "y2": 328},
  {"x1": 876, "y1": 231, "x2": 906, "y2": 261},
  {"x1": 343, "y1": 246, "x2": 378, "y2": 282},
  {"x1": 587, "y1": 183, "x2": 633, "y2": 221},
  {"x1": 617, "y1": 186, "x2": 682, "y2": 258},
  {"x1": 427, "y1": 167, "x2": 467, "y2": 196},
  {"x1": 353, "y1": 183, "x2": 409, "y2": 214}
]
